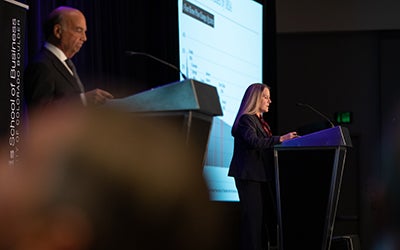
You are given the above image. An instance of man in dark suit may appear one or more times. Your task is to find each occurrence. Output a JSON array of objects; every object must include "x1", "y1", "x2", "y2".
[{"x1": 24, "y1": 6, "x2": 113, "y2": 114}]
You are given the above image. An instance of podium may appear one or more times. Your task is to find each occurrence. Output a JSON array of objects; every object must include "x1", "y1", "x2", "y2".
[
  {"x1": 273, "y1": 126, "x2": 352, "y2": 250},
  {"x1": 107, "y1": 79, "x2": 223, "y2": 169}
]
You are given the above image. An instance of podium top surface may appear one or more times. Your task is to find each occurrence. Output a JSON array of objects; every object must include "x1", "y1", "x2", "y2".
[
  {"x1": 275, "y1": 126, "x2": 352, "y2": 148},
  {"x1": 3, "y1": 0, "x2": 29, "y2": 9},
  {"x1": 106, "y1": 79, "x2": 223, "y2": 116}
]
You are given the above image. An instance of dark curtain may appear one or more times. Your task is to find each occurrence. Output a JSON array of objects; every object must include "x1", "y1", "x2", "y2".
[{"x1": 24, "y1": 0, "x2": 180, "y2": 98}]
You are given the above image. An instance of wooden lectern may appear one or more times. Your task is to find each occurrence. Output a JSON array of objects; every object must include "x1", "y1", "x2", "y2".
[
  {"x1": 273, "y1": 126, "x2": 352, "y2": 250},
  {"x1": 107, "y1": 79, "x2": 223, "y2": 169}
]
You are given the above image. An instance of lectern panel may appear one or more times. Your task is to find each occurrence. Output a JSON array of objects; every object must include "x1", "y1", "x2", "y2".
[
  {"x1": 274, "y1": 126, "x2": 351, "y2": 250},
  {"x1": 276, "y1": 149, "x2": 336, "y2": 249},
  {"x1": 105, "y1": 79, "x2": 222, "y2": 170}
]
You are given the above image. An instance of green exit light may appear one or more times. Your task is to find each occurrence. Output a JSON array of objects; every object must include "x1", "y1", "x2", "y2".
[{"x1": 335, "y1": 112, "x2": 352, "y2": 124}]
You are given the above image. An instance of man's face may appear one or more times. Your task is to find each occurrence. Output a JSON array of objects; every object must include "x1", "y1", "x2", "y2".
[{"x1": 58, "y1": 11, "x2": 87, "y2": 58}]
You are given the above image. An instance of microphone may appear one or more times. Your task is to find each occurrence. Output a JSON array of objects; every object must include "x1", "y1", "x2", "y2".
[
  {"x1": 125, "y1": 51, "x2": 187, "y2": 80},
  {"x1": 297, "y1": 102, "x2": 335, "y2": 128}
]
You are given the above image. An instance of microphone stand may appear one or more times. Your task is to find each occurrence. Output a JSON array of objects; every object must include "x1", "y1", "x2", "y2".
[
  {"x1": 297, "y1": 102, "x2": 335, "y2": 128},
  {"x1": 125, "y1": 51, "x2": 188, "y2": 80}
]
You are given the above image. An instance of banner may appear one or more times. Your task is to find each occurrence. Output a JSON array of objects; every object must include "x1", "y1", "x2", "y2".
[{"x1": 0, "y1": 0, "x2": 28, "y2": 167}]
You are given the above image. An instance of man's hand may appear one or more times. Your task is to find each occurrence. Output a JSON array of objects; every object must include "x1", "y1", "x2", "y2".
[{"x1": 85, "y1": 88, "x2": 114, "y2": 105}]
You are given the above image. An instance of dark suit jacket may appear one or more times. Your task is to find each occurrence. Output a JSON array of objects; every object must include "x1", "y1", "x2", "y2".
[
  {"x1": 228, "y1": 114, "x2": 281, "y2": 182},
  {"x1": 24, "y1": 48, "x2": 83, "y2": 112}
]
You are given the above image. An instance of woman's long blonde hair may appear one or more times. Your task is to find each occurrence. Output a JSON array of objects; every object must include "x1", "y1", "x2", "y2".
[{"x1": 231, "y1": 83, "x2": 269, "y2": 135}]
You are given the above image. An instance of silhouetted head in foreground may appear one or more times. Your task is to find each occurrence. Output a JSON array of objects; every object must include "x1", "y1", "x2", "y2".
[{"x1": 0, "y1": 105, "x2": 226, "y2": 250}]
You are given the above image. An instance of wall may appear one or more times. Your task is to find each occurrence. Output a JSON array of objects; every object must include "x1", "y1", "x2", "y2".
[
  {"x1": 275, "y1": 2, "x2": 400, "y2": 247},
  {"x1": 276, "y1": 0, "x2": 400, "y2": 33}
]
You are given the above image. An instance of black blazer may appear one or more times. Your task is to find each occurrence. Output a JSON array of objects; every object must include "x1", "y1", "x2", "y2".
[
  {"x1": 228, "y1": 114, "x2": 281, "y2": 182},
  {"x1": 24, "y1": 48, "x2": 83, "y2": 111}
]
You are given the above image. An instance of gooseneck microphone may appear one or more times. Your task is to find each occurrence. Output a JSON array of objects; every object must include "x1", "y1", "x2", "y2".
[
  {"x1": 297, "y1": 102, "x2": 335, "y2": 128},
  {"x1": 125, "y1": 51, "x2": 187, "y2": 80}
]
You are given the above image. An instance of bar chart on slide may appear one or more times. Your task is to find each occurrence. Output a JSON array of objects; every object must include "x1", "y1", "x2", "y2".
[{"x1": 178, "y1": 0, "x2": 263, "y2": 201}]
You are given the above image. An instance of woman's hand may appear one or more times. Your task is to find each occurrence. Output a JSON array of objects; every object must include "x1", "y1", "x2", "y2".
[{"x1": 279, "y1": 132, "x2": 299, "y2": 143}]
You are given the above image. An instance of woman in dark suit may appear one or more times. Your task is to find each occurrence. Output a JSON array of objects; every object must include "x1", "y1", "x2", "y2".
[{"x1": 228, "y1": 83, "x2": 297, "y2": 250}]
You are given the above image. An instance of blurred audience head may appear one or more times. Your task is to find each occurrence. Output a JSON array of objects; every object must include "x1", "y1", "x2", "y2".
[{"x1": 0, "y1": 104, "x2": 227, "y2": 250}]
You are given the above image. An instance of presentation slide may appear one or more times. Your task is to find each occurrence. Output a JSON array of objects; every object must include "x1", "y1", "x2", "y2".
[{"x1": 178, "y1": 0, "x2": 263, "y2": 201}]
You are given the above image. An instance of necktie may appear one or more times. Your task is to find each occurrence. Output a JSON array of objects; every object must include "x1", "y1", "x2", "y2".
[
  {"x1": 65, "y1": 58, "x2": 87, "y2": 106},
  {"x1": 65, "y1": 58, "x2": 85, "y2": 93}
]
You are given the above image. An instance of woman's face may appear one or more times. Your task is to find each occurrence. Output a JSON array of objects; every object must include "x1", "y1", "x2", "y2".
[{"x1": 258, "y1": 88, "x2": 271, "y2": 114}]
